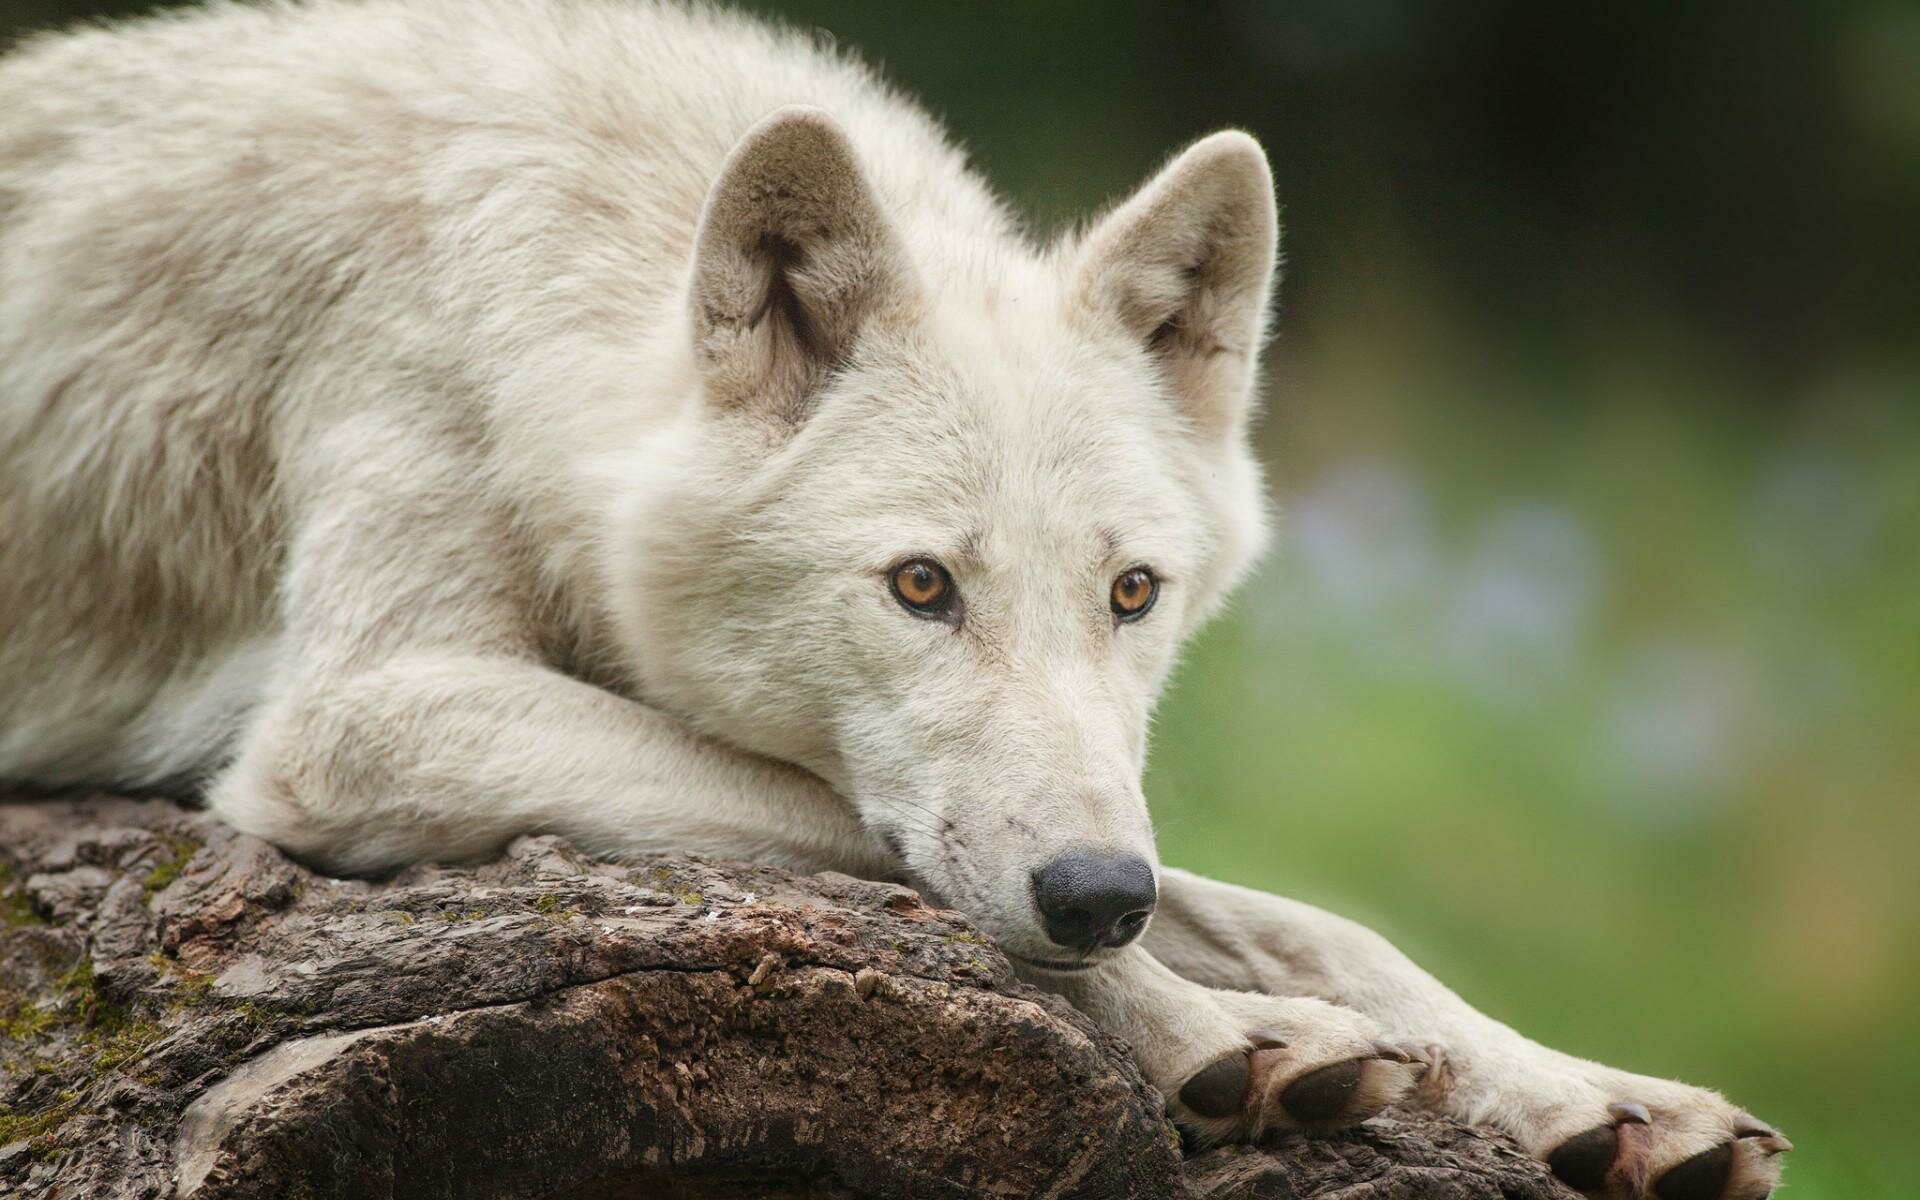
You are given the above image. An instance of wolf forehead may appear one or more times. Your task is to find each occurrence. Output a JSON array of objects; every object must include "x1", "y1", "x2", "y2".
[{"x1": 736, "y1": 332, "x2": 1236, "y2": 569}]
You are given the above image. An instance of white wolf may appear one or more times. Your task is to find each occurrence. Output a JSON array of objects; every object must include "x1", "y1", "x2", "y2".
[{"x1": 0, "y1": 0, "x2": 1787, "y2": 1192}]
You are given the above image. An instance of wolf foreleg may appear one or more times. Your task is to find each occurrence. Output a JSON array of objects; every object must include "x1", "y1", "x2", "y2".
[
  {"x1": 1145, "y1": 869, "x2": 1790, "y2": 1197},
  {"x1": 211, "y1": 653, "x2": 892, "y2": 880}
]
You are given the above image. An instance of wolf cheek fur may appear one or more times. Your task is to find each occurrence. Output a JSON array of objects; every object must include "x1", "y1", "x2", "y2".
[{"x1": 0, "y1": 2, "x2": 1787, "y2": 1191}]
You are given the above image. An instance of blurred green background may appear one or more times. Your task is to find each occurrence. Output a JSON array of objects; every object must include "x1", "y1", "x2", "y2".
[{"x1": 7, "y1": 0, "x2": 1917, "y2": 1194}]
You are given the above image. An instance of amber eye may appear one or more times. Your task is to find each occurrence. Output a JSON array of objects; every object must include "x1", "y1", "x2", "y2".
[
  {"x1": 1110, "y1": 567, "x2": 1158, "y2": 621},
  {"x1": 890, "y1": 557, "x2": 955, "y2": 617}
]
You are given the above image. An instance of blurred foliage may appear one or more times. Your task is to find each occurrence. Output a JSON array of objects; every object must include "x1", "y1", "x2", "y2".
[{"x1": 6, "y1": 0, "x2": 1917, "y2": 1194}]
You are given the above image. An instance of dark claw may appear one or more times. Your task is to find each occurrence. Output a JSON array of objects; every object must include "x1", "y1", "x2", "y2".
[
  {"x1": 1547, "y1": 1124, "x2": 1620, "y2": 1193},
  {"x1": 1734, "y1": 1116, "x2": 1792, "y2": 1152},
  {"x1": 1278, "y1": 1057, "x2": 1362, "y2": 1123},
  {"x1": 1179, "y1": 1054, "x2": 1250, "y2": 1119},
  {"x1": 1653, "y1": 1143, "x2": 1733, "y2": 1200},
  {"x1": 1609, "y1": 1100, "x2": 1651, "y2": 1125}
]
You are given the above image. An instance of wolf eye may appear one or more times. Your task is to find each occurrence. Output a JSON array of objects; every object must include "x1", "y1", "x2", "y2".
[
  {"x1": 1110, "y1": 567, "x2": 1157, "y2": 621},
  {"x1": 890, "y1": 558, "x2": 955, "y2": 617}
]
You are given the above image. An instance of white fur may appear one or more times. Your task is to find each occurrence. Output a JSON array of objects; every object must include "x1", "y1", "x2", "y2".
[{"x1": 0, "y1": 0, "x2": 1783, "y2": 1182}]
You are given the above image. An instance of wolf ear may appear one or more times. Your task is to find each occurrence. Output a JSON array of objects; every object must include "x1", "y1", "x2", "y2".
[
  {"x1": 1072, "y1": 131, "x2": 1278, "y2": 435},
  {"x1": 687, "y1": 106, "x2": 914, "y2": 422}
]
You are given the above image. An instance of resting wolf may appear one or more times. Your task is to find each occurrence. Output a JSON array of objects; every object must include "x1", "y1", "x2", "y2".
[{"x1": 0, "y1": 2, "x2": 1788, "y2": 1194}]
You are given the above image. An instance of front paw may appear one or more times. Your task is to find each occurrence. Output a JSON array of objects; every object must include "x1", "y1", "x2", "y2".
[
  {"x1": 1167, "y1": 994, "x2": 1427, "y2": 1146},
  {"x1": 1528, "y1": 1072, "x2": 1790, "y2": 1199}
]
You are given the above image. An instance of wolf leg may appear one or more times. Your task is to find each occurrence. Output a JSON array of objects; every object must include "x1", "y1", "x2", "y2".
[
  {"x1": 1145, "y1": 869, "x2": 1790, "y2": 1198},
  {"x1": 210, "y1": 653, "x2": 892, "y2": 878}
]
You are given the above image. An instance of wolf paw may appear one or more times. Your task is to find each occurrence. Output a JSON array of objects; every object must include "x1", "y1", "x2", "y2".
[
  {"x1": 1542, "y1": 1099, "x2": 1790, "y2": 1200},
  {"x1": 1167, "y1": 996, "x2": 1427, "y2": 1145},
  {"x1": 1451, "y1": 1059, "x2": 1781, "y2": 1198}
]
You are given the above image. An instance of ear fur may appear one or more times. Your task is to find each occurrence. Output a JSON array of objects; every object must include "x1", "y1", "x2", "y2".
[
  {"x1": 688, "y1": 106, "x2": 915, "y2": 422},
  {"x1": 1073, "y1": 131, "x2": 1279, "y2": 435}
]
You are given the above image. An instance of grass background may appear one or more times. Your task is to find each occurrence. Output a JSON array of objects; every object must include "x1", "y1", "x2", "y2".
[{"x1": 7, "y1": 0, "x2": 1916, "y2": 1193}]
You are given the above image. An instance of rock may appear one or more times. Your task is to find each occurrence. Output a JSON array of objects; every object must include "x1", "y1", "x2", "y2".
[{"x1": 0, "y1": 795, "x2": 1575, "y2": 1199}]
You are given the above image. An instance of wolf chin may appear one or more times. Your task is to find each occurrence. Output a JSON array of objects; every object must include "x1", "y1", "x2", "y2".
[{"x1": 0, "y1": 1, "x2": 1787, "y2": 1191}]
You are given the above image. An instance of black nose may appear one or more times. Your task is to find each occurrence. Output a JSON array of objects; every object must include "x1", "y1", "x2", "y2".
[{"x1": 1032, "y1": 851, "x2": 1157, "y2": 951}]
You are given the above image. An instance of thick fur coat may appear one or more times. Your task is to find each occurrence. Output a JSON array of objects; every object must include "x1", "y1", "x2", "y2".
[{"x1": 0, "y1": 3, "x2": 1787, "y2": 1190}]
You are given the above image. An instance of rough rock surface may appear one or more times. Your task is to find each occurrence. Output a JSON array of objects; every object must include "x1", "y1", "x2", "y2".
[{"x1": 0, "y1": 795, "x2": 1574, "y2": 1199}]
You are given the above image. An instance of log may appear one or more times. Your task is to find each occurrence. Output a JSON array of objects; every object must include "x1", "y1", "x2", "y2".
[{"x1": 0, "y1": 795, "x2": 1574, "y2": 1199}]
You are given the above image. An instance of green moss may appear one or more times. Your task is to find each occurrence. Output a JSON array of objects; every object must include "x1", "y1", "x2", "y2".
[
  {"x1": 140, "y1": 833, "x2": 204, "y2": 904},
  {"x1": 0, "y1": 863, "x2": 46, "y2": 928},
  {"x1": 533, "y1": 894, "x2": 561, "y2": 915},
  {"x1": 0, "y1": 1000, "x2": 58, "y2": 1043},
  {"x1": 56, "y1": 958, "x2": 142, "y2": 1047},
  {"x1": 675, "y1": 891, "x2": 704, "y2": 907},
  {"x1": 148, "y1": 953, "x2": 215, "y2": 1010},
  {"x1": 0, "y1": 1102, "x2": 69, "y2": 1146},
  {"x1": 56, "y1": 959, "x2": 97, "y2": 1002},
  {"x1": 183, "y1": 970, "x2": 216, "y2": 1005},
  {"x1": 0, "y1": 1093, "x2": 80, "y2": 1156},
  {"x1": 943, "y1": 930, "x2": 987, "y2": 945},
  {"x1": 1, "y1": 958, "x2": 116, "y2": 1046},
  {"x1": 89, "y1": 1018, "x2": 162, "y2": 1073}
]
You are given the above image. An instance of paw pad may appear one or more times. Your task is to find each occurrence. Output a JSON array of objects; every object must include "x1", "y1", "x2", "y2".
[
  {"x1": 1546, "y1": 1123, "x2": 1621, "y2": 1193},
  {"x1": 1178, "y1": 1055, "x2": 1249, "y2": 1119},
  {"x1": 1277, "y1": 1058, "x2": 1362, "y2": 1123},
  {"x1": 1653, "y1": 1143, "x2": 1731, "y2": 1200}
]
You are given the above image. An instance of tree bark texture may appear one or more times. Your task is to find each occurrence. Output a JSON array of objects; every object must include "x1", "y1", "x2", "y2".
[{"x1": 0, "y1": 796, "x2": 1574, "y2": 1199}]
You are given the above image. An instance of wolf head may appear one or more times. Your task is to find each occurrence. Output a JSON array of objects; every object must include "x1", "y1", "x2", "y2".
[{"x1": 614, "y1": 108, "x2": 1274, "y2": 966}]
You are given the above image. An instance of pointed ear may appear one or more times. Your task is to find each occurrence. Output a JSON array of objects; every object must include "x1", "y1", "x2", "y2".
[
  {"x1": 1072, "y1": 131, "x2": 1278, "y2": 435},
  {"x1": 688, "y1": 107, "x2": 915, "y2": 422},
  {"x1": 687, "y1": 107, "x2": 917, "y2": 424}
]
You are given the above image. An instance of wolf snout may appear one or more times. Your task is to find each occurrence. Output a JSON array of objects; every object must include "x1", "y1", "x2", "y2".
[{"x1": 1031, "y1": 850, "x2": 1157, "y2": 951}]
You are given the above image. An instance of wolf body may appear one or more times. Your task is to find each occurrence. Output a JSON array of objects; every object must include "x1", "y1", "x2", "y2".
[{"x1": 0, "y1": 2, "x2": 1785, "y2": 1190}]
